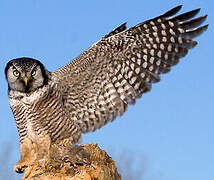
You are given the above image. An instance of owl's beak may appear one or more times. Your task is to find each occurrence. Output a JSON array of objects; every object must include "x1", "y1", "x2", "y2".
[{"x1": 24, "y1": 77, "x2": 28, "y2": 86}]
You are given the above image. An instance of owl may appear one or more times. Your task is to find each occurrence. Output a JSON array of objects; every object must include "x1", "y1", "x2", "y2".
[{"x1": 5, "y1": 5, "x2": 208, "y2": 173}]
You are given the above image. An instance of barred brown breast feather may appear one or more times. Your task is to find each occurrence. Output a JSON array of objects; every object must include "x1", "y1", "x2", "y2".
[
  {"x1": 52, "y1": 5, "x2": 208, "y2": 133},
  {"x1": 9, "y1": 83, "x2": 81, "y2": 144}
]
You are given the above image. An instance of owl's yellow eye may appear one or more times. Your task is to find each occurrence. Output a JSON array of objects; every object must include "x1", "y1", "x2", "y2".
[
  {"x1": 13, "y1": 70, "x2": 20, "y2": 77},
  {"x1": 31, "y1": 70, "x2": 36, "y2": 76}
]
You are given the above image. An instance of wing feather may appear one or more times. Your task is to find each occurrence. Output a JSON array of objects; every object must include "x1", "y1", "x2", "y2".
[{"x1": 52, "y1": 6, "x2": 208, "y2": 133}]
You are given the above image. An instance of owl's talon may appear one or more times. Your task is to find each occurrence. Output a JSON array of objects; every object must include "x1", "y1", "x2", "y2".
[{"x1": 14, "y1": 163, "x2": 28, "y2": 173}]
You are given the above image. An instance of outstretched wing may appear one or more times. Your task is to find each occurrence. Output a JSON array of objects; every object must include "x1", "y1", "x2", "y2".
[{"x1": 51, "y1": 6, "x2": 208, "y2": 133}]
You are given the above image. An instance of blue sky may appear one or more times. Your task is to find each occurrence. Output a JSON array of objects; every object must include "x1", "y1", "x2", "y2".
[{"x1": 0, "y1": 0, "x2": 213, "y2": 179}]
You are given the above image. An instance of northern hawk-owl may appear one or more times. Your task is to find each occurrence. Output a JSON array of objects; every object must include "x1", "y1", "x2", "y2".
[{"x1": 5, "y1": 6, "x2": 208, "y2": 173}]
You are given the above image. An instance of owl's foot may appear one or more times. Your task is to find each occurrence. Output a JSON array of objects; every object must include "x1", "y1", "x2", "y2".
[
  {"x1": 62, "y1": 145, "x2": 91, "y2": 168},
  {"x1": 14, "y1": 161, "x2": 29, "y2": 173}
]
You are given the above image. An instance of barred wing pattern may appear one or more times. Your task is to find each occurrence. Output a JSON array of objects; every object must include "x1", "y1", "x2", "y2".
[{"x1": 52, "y1": 6, "x2": 208, "y2": 133}]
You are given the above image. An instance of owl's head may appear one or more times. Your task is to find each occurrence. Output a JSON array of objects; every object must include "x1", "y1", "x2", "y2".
[{"x1": 5, "y1": 57, "x2": 49, "y2": 93}]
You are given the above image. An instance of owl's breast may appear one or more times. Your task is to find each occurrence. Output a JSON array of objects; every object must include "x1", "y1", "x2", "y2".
[
  {"x1": 8, "y1": 85, "x2": 51, "y2": 142},
  {"x1": 8, "y1": 83, "x2": 81, "y2": 144}
]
